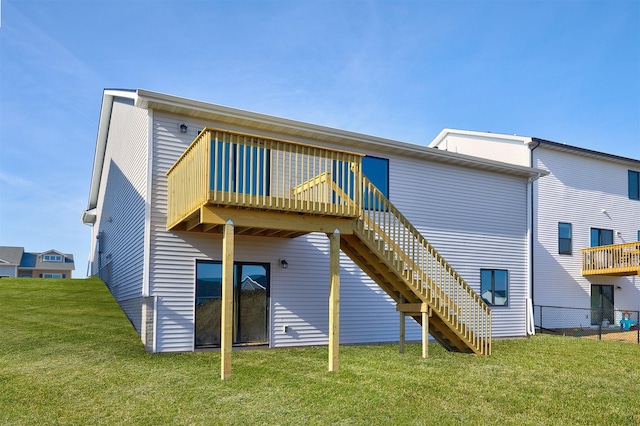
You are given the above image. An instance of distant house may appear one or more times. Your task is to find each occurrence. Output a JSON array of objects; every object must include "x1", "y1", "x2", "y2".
[
  {"x1": 0, "y1": 246, "x2": 74, "y2": 278},
  {"x1": 428, "y1": 129, "x2": 640, "y2": 327}
]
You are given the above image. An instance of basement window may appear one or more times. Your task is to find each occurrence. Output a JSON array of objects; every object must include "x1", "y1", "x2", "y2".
[{"x1": 480, "y1": 269, "x2": 508, "y2": 306}]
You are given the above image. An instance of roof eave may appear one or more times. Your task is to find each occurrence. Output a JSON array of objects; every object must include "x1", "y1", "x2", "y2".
[
  {"x1": 86, "y1": 89, "x2": 138, "y2": 211},
  {"x1": 135, "y1": 89, "x2": 544, "y2": 179},
  {"x1": 528, "y1": 138, "x2": 640, "y2": 166}
]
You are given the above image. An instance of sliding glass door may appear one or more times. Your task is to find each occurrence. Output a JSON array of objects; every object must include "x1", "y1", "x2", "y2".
[
  {"x1": 590, "y1": 284, "x2": 614, "y2": 326},
  {"x1": 195, "y1": 261, "x2": 269, "y2": 348}
]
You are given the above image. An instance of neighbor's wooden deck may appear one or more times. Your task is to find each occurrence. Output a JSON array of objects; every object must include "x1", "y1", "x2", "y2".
[{"x1": 582, "y1": 242, "x2": 640, "y2": 277}]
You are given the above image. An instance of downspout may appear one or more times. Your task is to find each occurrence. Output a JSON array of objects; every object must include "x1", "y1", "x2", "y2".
[{"x1": 527, "y1": 140, "x2": 542, "y2": 335}]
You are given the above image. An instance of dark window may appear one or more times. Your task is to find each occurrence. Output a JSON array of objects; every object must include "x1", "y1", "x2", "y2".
[
  {"x1": 362, "y1": 156, "x2": 389, "y2": 198},
  {"x1": 362, "y1": 155, "x2": 389, "y2": 210},
  {"x1": 558, "y1": 222, "x2": 572, "y2": 255},
  {"x1": 480, "y1": 269, "x2": 508, "y2": 306},
  {"x1": 334, "y1": 155, "x2": 389, "y2": 209},
  {"x1": 590, "y1": 228, "x2": 613, "y2": 247},
  {"x1": 629, "y1": 170, "x2": 640, "y2": 200}
]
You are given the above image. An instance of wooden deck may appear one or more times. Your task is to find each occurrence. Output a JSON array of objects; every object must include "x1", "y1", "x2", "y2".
[
  {"x1": 582, "y1": 242, "x2": 640, "y2": 276},
  {"x1": 166, "y1": 128, "x2": 492, "y2": 378},
  {"x1": 167, "y1": 127, "x2": 363, "y2": 235}
]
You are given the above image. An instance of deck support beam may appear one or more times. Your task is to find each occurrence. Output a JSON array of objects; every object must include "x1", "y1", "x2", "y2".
[
  {"x1": 329, "y1": 229, "x2": 340, "y2": 372},
  {"x1": 221, "y1": 220, "x2": 234, "y2": 380},
  {"x1": 200, "y1": 206, "x2": 355, "y2": 236}
]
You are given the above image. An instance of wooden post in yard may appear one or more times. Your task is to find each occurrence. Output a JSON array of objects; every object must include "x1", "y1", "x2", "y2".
[
  {"x1": 329, "y1": 229, "x2": 340, "y2": 372},
  {"x1": 399, "y1": 296, "x2": 405, "y2": 354},
  {"x1": 422, "y1": 310, "x2": 429, "y2": 359},
  {"x1": 221, "y1": 220, "x2": 234, "y2": 380}
]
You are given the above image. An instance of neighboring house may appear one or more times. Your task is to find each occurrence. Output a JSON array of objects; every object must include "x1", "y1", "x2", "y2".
[
  {"x1": 82, "y1": 89, "x2": 545, "y2": 371},
  {"x1": 0, "y1": 246, "x2": 23, "y2": 277},
  {"x1": 429, "y1": 129, "x2": 640, "y2": 328},
  {"x1": 0, "y1": 246, "x2": 75, "y2": 278}
]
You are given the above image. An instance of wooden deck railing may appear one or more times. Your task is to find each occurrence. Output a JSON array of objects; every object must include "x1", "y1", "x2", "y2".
[
  {"x1": 582, "y1": 242, "x2": 640, "y2": 276},
  {"x1": 167, "y1": 128, "x2": 363, "y2": 229},
  {"x1": 355, "y1": 177, "x2": 492, "y2": 355}
]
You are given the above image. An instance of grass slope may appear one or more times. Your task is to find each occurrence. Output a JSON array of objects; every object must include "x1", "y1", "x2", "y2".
[{"x1": 1, "y1": 277, "x2": 639, "y2": 425}]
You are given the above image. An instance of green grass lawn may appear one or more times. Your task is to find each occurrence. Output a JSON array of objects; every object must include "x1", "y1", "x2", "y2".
[{"x1": 1, "y1": 277, "x2": 639, "y2": 425}]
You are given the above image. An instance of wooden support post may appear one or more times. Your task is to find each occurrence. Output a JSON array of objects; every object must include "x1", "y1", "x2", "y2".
[
  {"x1": 329, "y1": 229, "x2": 340, "y2": 372},
  {"x1": 399, "y1": 312, "x2": 406, "y2": 354},
  {"x1": 399, "y1": 296, "x2": 405, "y2": 354},
  {"x1": 422, "y1": 310, "x2": 429, "y2": 359},
  {"x1": 221, "y1": 220, "x2": 234, "y2": 380}
]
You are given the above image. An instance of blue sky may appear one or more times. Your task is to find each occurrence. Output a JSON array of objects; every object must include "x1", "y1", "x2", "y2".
[{"x1": 0, "y1": 0, "x2": 638, "y2": 277}]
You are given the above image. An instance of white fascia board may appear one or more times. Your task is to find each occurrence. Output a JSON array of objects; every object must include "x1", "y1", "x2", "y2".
[
  {"x1": 428, "y1": 128, "x2": 533, "y2": 148},
  {"x1": 86, "y1": 89, "x2": 138, "y2": 211},
  {"x1": 135, "y1": 89, "x2": 546, "y2": 179}
]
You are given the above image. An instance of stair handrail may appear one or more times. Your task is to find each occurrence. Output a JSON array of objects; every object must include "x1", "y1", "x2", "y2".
[
  {"x1": 277, "y1": 170, "x2": 492, "y2": 354},
  {"x1": 361, "y1": 177, "x2": 483, "y2": 300},
  {"x1": 358, "y1": 176, "x2": 491, "y2": 354}
]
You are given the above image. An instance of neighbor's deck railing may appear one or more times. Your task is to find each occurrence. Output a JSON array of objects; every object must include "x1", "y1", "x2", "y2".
[
  {"x1": 166, "y1": 127, "x2": 363, "y2": 228},
  {"x1": 582, "y1": 242, "x2": 640, "y2": 276},
  {"x1": 355, "y1": 176, "x2": 492, "y2": 355}
]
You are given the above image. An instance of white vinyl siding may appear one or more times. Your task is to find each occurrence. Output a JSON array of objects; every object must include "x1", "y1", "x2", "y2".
[
  {"x1": 533, "y1": 148, "x2": 640, "y2": 313},
  {"x1": 94, "y1": 100, "x2": 148, "y2": 310},
  {"x1": 146, "y1": 112, "x2": 531, "y2": 351},
  {"x1": 388, "y1": 154, "x2": 529, "y2": 338},
  {"x1": 148, "y1": 113, "x2": 206, "y2": 352},
  {"x1": 148, "y1": 113, "x2": 423, "y2": 351}
]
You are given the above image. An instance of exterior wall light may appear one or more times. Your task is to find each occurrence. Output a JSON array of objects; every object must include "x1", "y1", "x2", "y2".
[
  {"x1": 280, "y1": 259, "x2": 288, "y2": 269},
  {"x1": 179, "y1": 123, "x2": 188, "y2": 133}
]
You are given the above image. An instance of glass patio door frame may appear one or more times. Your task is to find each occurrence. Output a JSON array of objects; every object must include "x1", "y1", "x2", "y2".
[
  {"x1": 590, "y1": 284, "x2": 614, "y2": 326},
  {"x1": 194, "y1": 260, "x2": 270, "y2": 349}
]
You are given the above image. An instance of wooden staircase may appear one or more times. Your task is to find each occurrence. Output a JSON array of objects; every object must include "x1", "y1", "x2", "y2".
[{"x1": 340, "y1": 177, "x2": 492, "y2": 355}]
